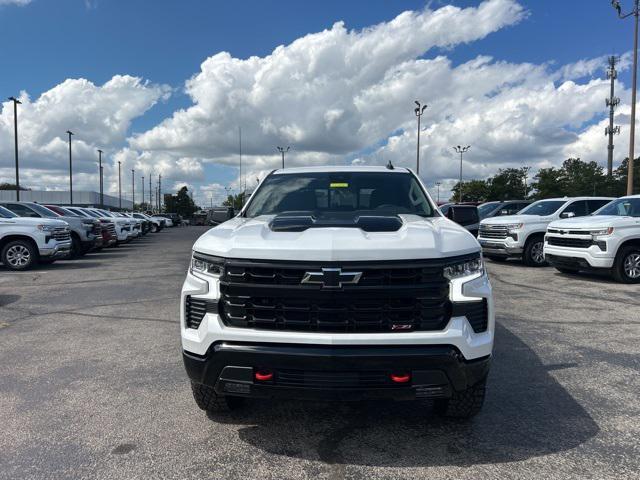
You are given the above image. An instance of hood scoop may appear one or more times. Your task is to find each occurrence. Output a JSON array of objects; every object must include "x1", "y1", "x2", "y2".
[{"x1": 268, "y1": 211, "x2": 403, "y2": 233}]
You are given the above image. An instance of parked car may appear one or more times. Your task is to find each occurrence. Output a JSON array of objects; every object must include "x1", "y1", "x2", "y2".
[
  {"x1": 132, "y1": 212, "x2": 164, "y2": 232},
  {"x1": 439, "y1": 203, "x2": 480, "y2": 236},
  {"x1": 181, "y1": 166, "x2": 492, "y2": 419},
  {"x1": 0, "y1": 201, "x2": 99, "y2": 258},
  {"x1": 544, "y1": 195, "x2": 640, "y2": 282},
  {"x1": 44, "y1": 204, "x2": 104, "y2": 251},
  {"x1": 84, "y1": 208, "x2": 134, "y2": 244},
  {"x1": 478, "y1": 197, "x2": 613, "y2": 266},
  {"x1": 157, "y1": 212, "x2": 181, "y2": 226},
  {"x1": 113, "y1": 212, "x2": 142, "y2": 237},
  {"x1": 192, "y1": 210, "x2": 209, "y2": 226},
  {"x1": 64, "y1": 207, "x2": 118, "y2": 247},
  {"x1": 0, "y1": 205, "x2": 71, "y2": 270},
  {"x1": 153, "y1": 215, "x2": 173, "y2": 227},
  {"x1": 477, "y1": 200, "x2": 532, "y2": 220},
  {"x1": 209, "y1": 207, "x2": 235, "y2": 225}
]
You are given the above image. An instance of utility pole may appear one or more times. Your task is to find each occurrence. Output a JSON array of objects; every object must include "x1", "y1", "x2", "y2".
[
  {"x1": 238, "y1": 126, "x2": 243, "y2": 203},
  {"x1": 141, "y1": 176, "x2": 145, "y2": 210},
  {"x1": 67, "y1": 131, "x2": 74, "y2": 204},
  {"x1": 435, "y1": 181, "x2": 441, "y2": 203},
  {"x1": 277, "y1": 146, "x2": 290, "y2": 169},
  {"x1": 8, "y1": 97, "x2": 21, "y2": 200},
  {"x1": 97, "y1": 150, "x2": 104, "y2": 208},
  {"x1": 523, "y1": 166, "x2": 531, "y2": 199},
  {"x1": 606, "y1": 56, "x2": 621, "y2": 177},
  {"x1": 149, "y1": 175, "x2": 152, "y2": 210},
  {"x1": 612, "y1": 0, "x2": 640, "y2": 194},
  {"x1": 453, "y1": 145, "x2": 470, "y2": 203},
  {"x1": 118, "y1": 160, "x2": 122, "y2": 209},
  {"x1": 158, "y1": 174, "x2": 162, "y2": 212},
  {"x1": 131, "y1": 169, "x2": 135, "y2": 210},
  {"x1": 414, "y1": 101, "x2": 428, "y2": 175}
]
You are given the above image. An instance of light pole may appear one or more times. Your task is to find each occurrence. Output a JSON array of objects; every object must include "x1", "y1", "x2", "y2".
[
  {"x1": 435, "y1": 181, "x2": 442, "y2": 203},
  {"x1": 149, "y1": 175, "x2": 152, "y2": 210},
  {"x1": 141, "y1": 176, "x2": 145, "y2": 210},
  {"x1": 158, "y1": 174, "x2": 162, "y2": 212},
  {"x1": 612, "y1": 0, "x2": 640, "y2": 194},
  {"x1": 414, "y1": 101, "x2": 428, "y2": 175},
  {"x1": 67, "y1": 131, "x2": 74, "y2": 204},
  {"x1": 118, "y1": 160, "x2": 122, "y2": 209},
  {"x1": 277, "y1": 146, "x2": 290, "y2": 168},
  {"x1": 8, "y1": 97, "x2": 21, "y2": 200},
  {"x1": 97, "y1": 149, "x2": 104, "y2": 208},
  {"x1": 131, "y1": 169, "x2": 135, "y2": 210},
  {"x1": 523, "y1": 166, "x2": 531, "y2": 199},
  {"x1": 453, "y1": 145, "x2": 470, "y2": 203}
]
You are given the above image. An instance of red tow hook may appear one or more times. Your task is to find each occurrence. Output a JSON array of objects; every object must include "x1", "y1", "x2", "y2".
[
  {"x1": 390, "y1": 372, "x2": 411, "y2": 384},
  {"x1": 254, "y1": 370, "x2": 274, "y2": 382}
]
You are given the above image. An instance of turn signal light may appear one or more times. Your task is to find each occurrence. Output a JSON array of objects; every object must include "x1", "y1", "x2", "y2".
[
  {"x1": 254, "y1": 370, "x2": 273, "y2": 382},
  {"x1": 390, "y1": 372, "x2": 411, "y2": 384}
]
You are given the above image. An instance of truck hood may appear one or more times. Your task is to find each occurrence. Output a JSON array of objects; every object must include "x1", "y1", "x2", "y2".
[
  {"x1": 1, "y1": 217, "x2": 68, "y2": 228},
  {"x1": 193, "y1": 214, "x2": 479, "y2": 261},
  {"x1": 481, "y1": 214, "x2": 552, "y2": 226},
  {"x1": 548, "y1": 215, "x2": 637, "y2": 229}
]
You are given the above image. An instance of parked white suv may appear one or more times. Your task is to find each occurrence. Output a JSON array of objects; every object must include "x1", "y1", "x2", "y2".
[
  {"x1": 544, "y1": 195, "x2": 640, "y2": 282},
  {"x1": 0, "y1": 205, "x2": 71, "y2": 270},
  {"x1": 478, "y1": 197, "x2": 613, "y2": 266},
  {"x1": 181, "y1": 166, "x2": 493, "y2": 418}
]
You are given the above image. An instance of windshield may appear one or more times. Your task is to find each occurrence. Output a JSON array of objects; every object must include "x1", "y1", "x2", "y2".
[
  {"x1": 594, "y1": 197, "x2": 640, "y2": 217},
  {"x1": 519, "y1": 200, "x2": 566, "y2": 216},
  {"x1": 0, "y1": 206, "x2": 17, "y2": 218},
  {"x1": 84, "y1": 209, "x2": 102, "y2": 218},
  {"x1": 478, "y1": 202, "x2": 500, "y2": 219},
  {"x1": 68, "y1": 208, "x2": 90, "y2": 218},
  {"x1": 28, "y1": 203, "x2": 60, "y2": 218},
  {"x1": 244, "y1": 171, "x2": 435, "y2": 218}
]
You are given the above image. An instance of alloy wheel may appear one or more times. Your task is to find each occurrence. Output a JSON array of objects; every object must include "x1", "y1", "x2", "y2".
[
  {"x1": 6, "y1": 245, "x2": 31, "y2": 268},
  {"x1": 531, "y1": 241, "x2": 545, "y2": 264},
  {"x1": 623, "y1": 253, "x2": 640, "y2": 279}
]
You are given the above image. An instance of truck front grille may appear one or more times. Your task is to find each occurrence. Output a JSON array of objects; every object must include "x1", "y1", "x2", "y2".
[
  {"x1": 547, "y1": 237, "x2": 592, "y2": 248},
  {"x1": 479, "y1": 224, "x2": 508, "y2": 239},
  {"x1": 218, "y1": 258, "x2": 464, "y2": 333},
  {"x1": 275, "y1": 369, "x2": 395, "y2": 389},
  {"x1": 52, "y1": 228, "x2": 71, "y2": 242}
]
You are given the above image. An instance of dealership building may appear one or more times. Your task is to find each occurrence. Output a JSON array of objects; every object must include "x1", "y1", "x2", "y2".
[{"x1": 0, "y1": 190, "x2": 133, "y2": 210}]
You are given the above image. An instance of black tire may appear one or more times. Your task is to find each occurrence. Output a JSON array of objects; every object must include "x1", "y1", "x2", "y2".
[
  {"x1": 612, "y1": 245, "x2": 640, "y2": 283},
  {"x1": 1, "y1": 239, "x2": 38, "y2": 271},
  {"x1": 69, "y1": 235, "x2": 83, "y2": 259},
  {"x1": 554, "y1": 266, "x2": 579, "y2": 275},
  {"x1": 485, "y1": 255, "x2": 507, "y2": 262},
  {"x1": 39, "y1": 258, "x2": 56, "y2": 265},
  {"x1": 434, "y1": 378, "x2": 487, "y2": 419},
  {"x1": 150, "y1": 223, "x2": 158, "y2": 233},
  {"x1": 190, "y1": 381, "x2": 245, "y2": 412},
  {"x1": 523, "y1": 236, "x2": 547, "y2": 267}
]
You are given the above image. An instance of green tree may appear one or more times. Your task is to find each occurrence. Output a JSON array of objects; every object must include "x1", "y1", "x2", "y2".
[
  {"x1": 486, "y1": 167, "x2": 530, "y2": 200},
  {"x1": 449, "y1": 179, "x2": 489, "y2": 202},
  {"x1": 612, "y1": 157, "x2": 640, "y2": 196},
  {"x1": 561, "y1": 158, "x2": 606, "y2": 197},
  {"x1": 530, "y1": 166, "x2": 565, "y2": 199},
  {"x1": 223, "y1": 192, "x2": 248, "y2": 210},
  {"x1": 0, "y1": 183, "x2": 29, "y2": 191},
  {"x1": 165, "y1": 186, "x2": 198, "y2": 217}
]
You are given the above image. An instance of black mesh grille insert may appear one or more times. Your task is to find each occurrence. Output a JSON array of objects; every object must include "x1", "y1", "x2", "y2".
[
  {"x1": 275, "y1": 369, "x2": 398, "y2": 389},
  {"x1": 185, "y1": 296, "x2": 217, "y2": 330},
  {"x1": 547, "y1": 237, "x2": 592, "y2": 248},
  {"x1": 452, "y1": 300, "x2": 488, "y2": 333}
]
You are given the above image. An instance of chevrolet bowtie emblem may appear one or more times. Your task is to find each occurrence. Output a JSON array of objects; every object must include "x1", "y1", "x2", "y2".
[{"x1": 301, "y1": 268, "x2": 362, "y2": 289}]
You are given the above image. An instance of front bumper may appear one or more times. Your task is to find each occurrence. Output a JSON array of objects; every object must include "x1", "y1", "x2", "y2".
[
  {"x1": 478, "y1": 237, "x2": 523, "y2": 257},
  {"x1": 184, "y1": 342, "x2": 490, "y2": 401},
  {"x1": 544, "y1": 243, "x2": 614, "y2": 269},
  {"x1": 39, "y1": 241, "x2": 72, "y2": 259}
]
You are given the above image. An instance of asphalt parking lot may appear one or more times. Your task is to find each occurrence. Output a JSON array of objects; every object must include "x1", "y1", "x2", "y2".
[{"x1": 1, "y1": 226, "x2": 639, "y2": 480}]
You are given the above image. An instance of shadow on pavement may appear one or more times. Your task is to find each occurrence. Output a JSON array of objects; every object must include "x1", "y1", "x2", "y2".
[{"x1": 208, "y1": 322, "x2": 599, "y2": 467}]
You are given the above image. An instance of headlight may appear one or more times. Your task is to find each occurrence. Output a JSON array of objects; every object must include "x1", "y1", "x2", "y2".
[
  {"x1": 82, "y1": 221, "x2": 94, "y2": 229},
  {"x1": 505, "y1": 223, "x2": 523, "y2": 233},
  {"x1": 591, "y1": 227, "x2": 614, "y2": 237},
  {"x1": 444, "y1": 254, "x2": 484, "y2": 280},
  {"x1": 190, "y1": 253, "x2": 224, "y2": 277},
  {"x1": 37, "y1": 224, "x2": 56, "y2": 232}
]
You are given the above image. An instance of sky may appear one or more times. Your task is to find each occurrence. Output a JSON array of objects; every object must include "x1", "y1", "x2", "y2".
[{"x1": 0, "y1": 0, "x2": 637, "y2": 205}]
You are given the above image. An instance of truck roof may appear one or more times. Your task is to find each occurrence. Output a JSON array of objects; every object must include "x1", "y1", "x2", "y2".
[
  {"x1": 533, "y1": 196, "x2": 614, "y2": 201},
  {"x1": 272, "y1": 165, "x2": 412, "y2": 174}
]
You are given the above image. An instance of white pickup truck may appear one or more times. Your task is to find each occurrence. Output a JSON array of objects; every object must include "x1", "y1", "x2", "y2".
[
  {"x1": 181, "y1": 166, "x2": 493, "y2": 419},
  {"x1": 544, "y1": 195, "x2": 640, "y2": 283},
  {"x1": 0, "y1": 205, "x2": 71, "y2": 270},
  {"x1": 478, "y1": 197, "x2": 613, "y2": 266}
]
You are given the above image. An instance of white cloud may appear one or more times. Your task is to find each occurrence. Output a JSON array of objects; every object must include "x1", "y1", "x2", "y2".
[{"x1": 0, "y1": 0, "x2": 31, "y2": 6}]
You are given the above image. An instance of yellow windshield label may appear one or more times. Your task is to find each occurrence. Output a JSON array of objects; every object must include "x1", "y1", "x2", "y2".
[{"x1": 330, "y1": 182, "x2": 349, "y2": 188}]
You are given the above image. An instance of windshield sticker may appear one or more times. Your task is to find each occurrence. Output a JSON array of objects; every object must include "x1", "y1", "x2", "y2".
[{"x1": 330, "y1": 182, "x2": 349, "y2": 188}]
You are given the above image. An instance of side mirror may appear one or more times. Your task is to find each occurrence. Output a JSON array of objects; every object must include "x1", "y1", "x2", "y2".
[
  {"x1": 560, "y1": 211, "x2": 576, "y2": 219},
  {"x1": 447, "y1": 206, "x2": 479, "y2": 226}
]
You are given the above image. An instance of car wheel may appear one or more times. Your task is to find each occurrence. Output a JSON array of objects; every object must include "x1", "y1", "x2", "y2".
[
  {"x1": 151, "y1": 224, "x2": 158, "y2": 233},
  {"x1": 1, "y1": 240, "x2": 37, "y2": 271},
  {"x1": 612, "y1": 246, "x2": 640, "y2": 283},
  {"x1": 69, "y1": 235, "x2": 82, "y2": 259},
  {"x1": 434, "y1": 377, "x2": 487, "y2": 419},
  {"x1": 523, "y1": 236, "x2": 547, "y2": 267},
  {"x1": 190, "y1": 381, "x2": 245, "y2": 413}
]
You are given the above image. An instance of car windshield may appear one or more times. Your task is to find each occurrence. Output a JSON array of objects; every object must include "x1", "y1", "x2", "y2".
[
  {"x1": 478, "y1": 202, "x2": 500, "y2": 219},
  {"x1": 0, "y1": 206, "x2": 17, "y2": 218},
  {"x1": 70, "y1": 208, "x2": 91, "y2": 218},
  {"x1": 53, "y1": 206, "x2": 79, "y2": 217},
  {"x1": 518, "y1": 200, "x2": 566, "y2": 216},
  {"x1": 244, "y1": 171, "x2": 435, "y2": 218},
  {"x1": 594, "y1": 197, "x2": 640, "y2": 217},
  {"x1": 28, "y1": 203, "x2": 60, "y2": 218},
  {"x1": 84, "y1": 210, "x2": 101, "y2": 218}
]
